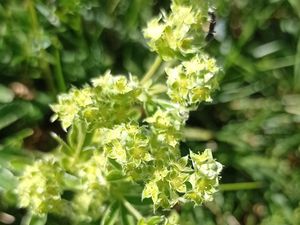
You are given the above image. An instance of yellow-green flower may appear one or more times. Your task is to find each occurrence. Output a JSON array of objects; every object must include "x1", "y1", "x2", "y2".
[{"x1": 17, "y1": 157, "x2": 65, "y2": 215}]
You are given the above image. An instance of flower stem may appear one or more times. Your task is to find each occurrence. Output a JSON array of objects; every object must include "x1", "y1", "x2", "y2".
[
  {"x1": 21, "y1": 211, "x2": 47, "y2": 225},
  {"x1": 123, "y1": 200, "x2": 143, "y2": 220},
  {"x1": 220, "y1": 182, "x2": 263, "y2": 191},
  {"x1": 141, "y1": 56, "x2": 162, "y2": 85}
]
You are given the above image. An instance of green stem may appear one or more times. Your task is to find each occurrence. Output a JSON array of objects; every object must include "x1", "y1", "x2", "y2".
[
  {"x1": 27, "y1": 0, "x2": 56, "y2": 94},
  {"x1": 151, "y1": 98, "x2": 177, "y2": 108},
  {"x1": 54, "y1": 48, "x2": 66, "y2": 92},
  {"x1": 183, "y1": 127, "x2": 214, "y2": 141},
  {"x1": 220, "y1": 182, "x2": 263, "y2": 191},
  {"x1": 148, "y1": 84, "x2": 167, "y2": 95},
  {"x1": 141, "y1": 56, "x2": 162, "y2": 85},
  {"x1": 43, "y1": 61, "x2": 57, "y2": 95},
  {"x1": 21, "y1": 211, "x2": 47, "y2": 225},
  {"x1": 70, "y1": 123, "x2": 86, "y2": 167},
  {"x1": 123, "y1": 200, "x2": 143, "y2": 221}
]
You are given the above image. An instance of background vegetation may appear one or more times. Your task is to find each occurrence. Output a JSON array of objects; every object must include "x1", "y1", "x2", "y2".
[{"x1": 0, "y1": 0, "x2": 300, "y2": 224}]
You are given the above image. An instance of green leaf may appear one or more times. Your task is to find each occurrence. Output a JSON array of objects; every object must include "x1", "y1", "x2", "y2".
[
  {"x1": 288, "y1": 0, "x2": 300, "y2": 18},
  {"x1": 9, "y1": 158, "x2": 32, "y2": 172},
  {"x1": 0, "y1": 145, "x2": 32, "y2": 171},
  {"x1": 120, "y1": 205, "x2": 135, "y2": 225},
  {"x1": 106, "y1": 170, "x2": 125, "y2": 181},
  {"x1": 137, "y1": 216, "x2": 163, "y2": 225},
  {"x1": 124, "y1": 195, "x2": 152, "y2": 206},
  {"x1": 0, "y1": 84, "x2": 14, "y2": 103},
  {"x1": 0, "y1": 167, "x2": 17, "y2": 191},
  {"x1": 145, "y1": 216, "x2": 164, "y2": 225},
  {"x1": 3, "y1": 128, "x2": 33, "y2": 149},
  {"x1": 0, "y1": 103, "x2": 27, "y2": 130},
  {"x1": 50, "y1": 132, "x2": 73, "y2": 155},
  {"x1": 108, "y1": 158, "x2": 123, "y2": 170}
]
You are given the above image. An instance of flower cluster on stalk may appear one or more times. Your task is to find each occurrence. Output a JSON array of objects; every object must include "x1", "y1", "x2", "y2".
[{"x1": 17, "y1": 0, "x2": 222, "y2": 223}]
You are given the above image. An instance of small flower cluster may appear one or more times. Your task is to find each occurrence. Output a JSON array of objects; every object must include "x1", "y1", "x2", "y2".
[
  {"x1": 51, "y1": 71, "x2": 142, "y2": 130},
  {"x1": 143, "y1": 0, "x2": 209, "y2": 60},
  {"x1": 144, "y1": 0, "x2": 219, "y2": 108},
  {"x1": 72, "y1": 153, "x2": 108, "y2": 222},
  {"x1": 145, "y1": 109, "x2": 185, "y2": 148},
  {"x1": 17, "y1": 0, "x2": 222, "y2": 223},
  {"x1": 166, "y1": 54, "x2": 219, "y2": 107},
  {"x1": 142, "y1": 149, "x2": 222, "y2": 209},
  {"x1": 17, "y1": 157, "x2": 65, "y2": 215},
  {"x1": 186, "y1": 150, "x2": 222, "y2": 204},
  {"x1": 98, "y1": 123, "x2": 152, "y2": 169}
]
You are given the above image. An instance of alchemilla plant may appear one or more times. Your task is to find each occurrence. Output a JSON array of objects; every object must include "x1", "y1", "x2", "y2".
[{"x1": 17, "y1": 0, "x2": 222, "y2": 224}]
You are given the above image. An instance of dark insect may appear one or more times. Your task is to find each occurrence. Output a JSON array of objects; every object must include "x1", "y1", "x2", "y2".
[{"x1": 205, "y1": 9, "x2": 216, "y2": 42}]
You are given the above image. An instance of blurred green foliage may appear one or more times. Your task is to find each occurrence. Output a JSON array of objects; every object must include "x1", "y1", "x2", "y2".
[{"x1": 0, "y1": 0, "x2": 300, "y2": 224}]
